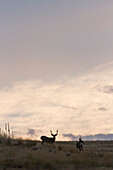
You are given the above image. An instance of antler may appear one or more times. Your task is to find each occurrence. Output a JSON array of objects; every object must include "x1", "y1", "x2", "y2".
[
  {"x1": 50, "y1": 130, "x2": 58, "y2": 136},
  {"x1": 50, "y1": 130, "x2": 52, "y2": 135}
]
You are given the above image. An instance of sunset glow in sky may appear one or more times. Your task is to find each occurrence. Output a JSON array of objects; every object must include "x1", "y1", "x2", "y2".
[{"x1": 0, "y1": 0, "x2": 113, "y2": 140}]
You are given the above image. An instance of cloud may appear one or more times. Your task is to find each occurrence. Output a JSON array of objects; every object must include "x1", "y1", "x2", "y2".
[
  {"x1": 63, "y1": 133, "x2": 113, "y2": 141},
  {"x1": 27, "y1": 129, "x2": 42, "y2": 138},
  {"x1": 0, "y1": 61, "x2": 113, "y2": 139},
  {"x1": 98, "y1": 107, "x2": 107, "y2": 111},
  {"x1": 103, "y1": 85, "x2": 113, "y2": 93},
  {"x1": 62, "y1": 133, "x2": 78, "y2": 140},
  {"x1": 27, "y1": 129, "x2": 36, "y2": 137},
  {"x1": 94, "y1": 85, "x2": 113, "y2": 94},
  {"x1": 52, "y1": 103, "x2": 77, "y2": 110}
]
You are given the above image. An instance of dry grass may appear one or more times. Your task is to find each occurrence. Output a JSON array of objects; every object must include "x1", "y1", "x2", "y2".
[{"x1": 0, "y1": 139, "x2": 113, "y2": 169}]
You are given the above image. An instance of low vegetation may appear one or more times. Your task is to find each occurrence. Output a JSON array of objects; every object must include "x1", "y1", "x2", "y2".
[
  {"x1": 0, "y1": 138, "x2": 113, "y2": 170},
  {"x1": 0, "y1": 124, "x2": 113, "y2": 169}
]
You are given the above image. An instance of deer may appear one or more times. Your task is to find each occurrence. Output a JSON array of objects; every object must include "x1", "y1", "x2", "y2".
[
  {"x1": 40, "y1": 130, "x2": 58, "y2": 146},
  {"x1": 76, "y1": 137, "x2": 84, "y2": 152}
]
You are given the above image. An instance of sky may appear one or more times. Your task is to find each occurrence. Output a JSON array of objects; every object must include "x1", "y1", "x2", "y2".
[{"x1": 0, "y1": 0, "x2": 113, "y2": 140}]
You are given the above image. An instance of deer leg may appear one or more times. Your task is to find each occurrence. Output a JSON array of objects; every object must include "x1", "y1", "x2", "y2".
[
  {"x1": 41, "y1": 141, "x2": 44, "y2": 146},
  {"x1": 79, "y1": 147, "x2": 81, "y2": 152},
  {"x1": 81, "y1": 146, "x2": 83, "y2": 152}
]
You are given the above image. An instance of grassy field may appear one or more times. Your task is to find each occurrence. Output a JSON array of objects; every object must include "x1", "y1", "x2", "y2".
[{"x1": 0, "y1": 138, "x2": 113, "y2": 170}]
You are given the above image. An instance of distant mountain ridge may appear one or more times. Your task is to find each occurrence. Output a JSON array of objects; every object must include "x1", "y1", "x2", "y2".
[{"x1": 63, "y1": 133, "x2": 113, "y2": 141}]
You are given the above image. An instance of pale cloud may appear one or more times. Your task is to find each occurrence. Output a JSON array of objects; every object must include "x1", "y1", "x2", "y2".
[{"x1": 0, "y1": 61, "x2": 113, "y2": 140}]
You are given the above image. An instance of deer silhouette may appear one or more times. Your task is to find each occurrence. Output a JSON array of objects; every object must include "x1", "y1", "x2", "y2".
[
  {"x1": 40, "y1": 130, "x2": 58, "y2": 146},
  {"x1": 76, "y1": 137, "x2": 84, "y2": 152}
]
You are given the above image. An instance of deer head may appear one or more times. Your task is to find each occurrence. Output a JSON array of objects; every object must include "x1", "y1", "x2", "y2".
[
  {"x1": 50, "y1": 130, "x2": 58, "y2": 137},
  {"x1": 79, "y1": 136, "x2": 84, "y2": 143}
]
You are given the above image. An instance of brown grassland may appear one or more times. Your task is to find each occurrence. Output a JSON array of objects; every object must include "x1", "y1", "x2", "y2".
[{"x1": 0, "y1": 137, "x2": 113, "y2": 170}]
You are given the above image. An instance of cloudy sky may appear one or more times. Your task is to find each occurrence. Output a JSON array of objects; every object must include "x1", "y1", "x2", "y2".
[{"x1": 0, "y1": 0, "x2": 113, "y2": 140}]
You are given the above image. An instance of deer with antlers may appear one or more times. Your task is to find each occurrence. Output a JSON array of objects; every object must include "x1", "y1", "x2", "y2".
[
  {"x1": 76, "y1": 136, "x2": 84, "y2": 152},
  {"x1": 40, "y1": 130, "x2": 58, "y2": 146}
]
